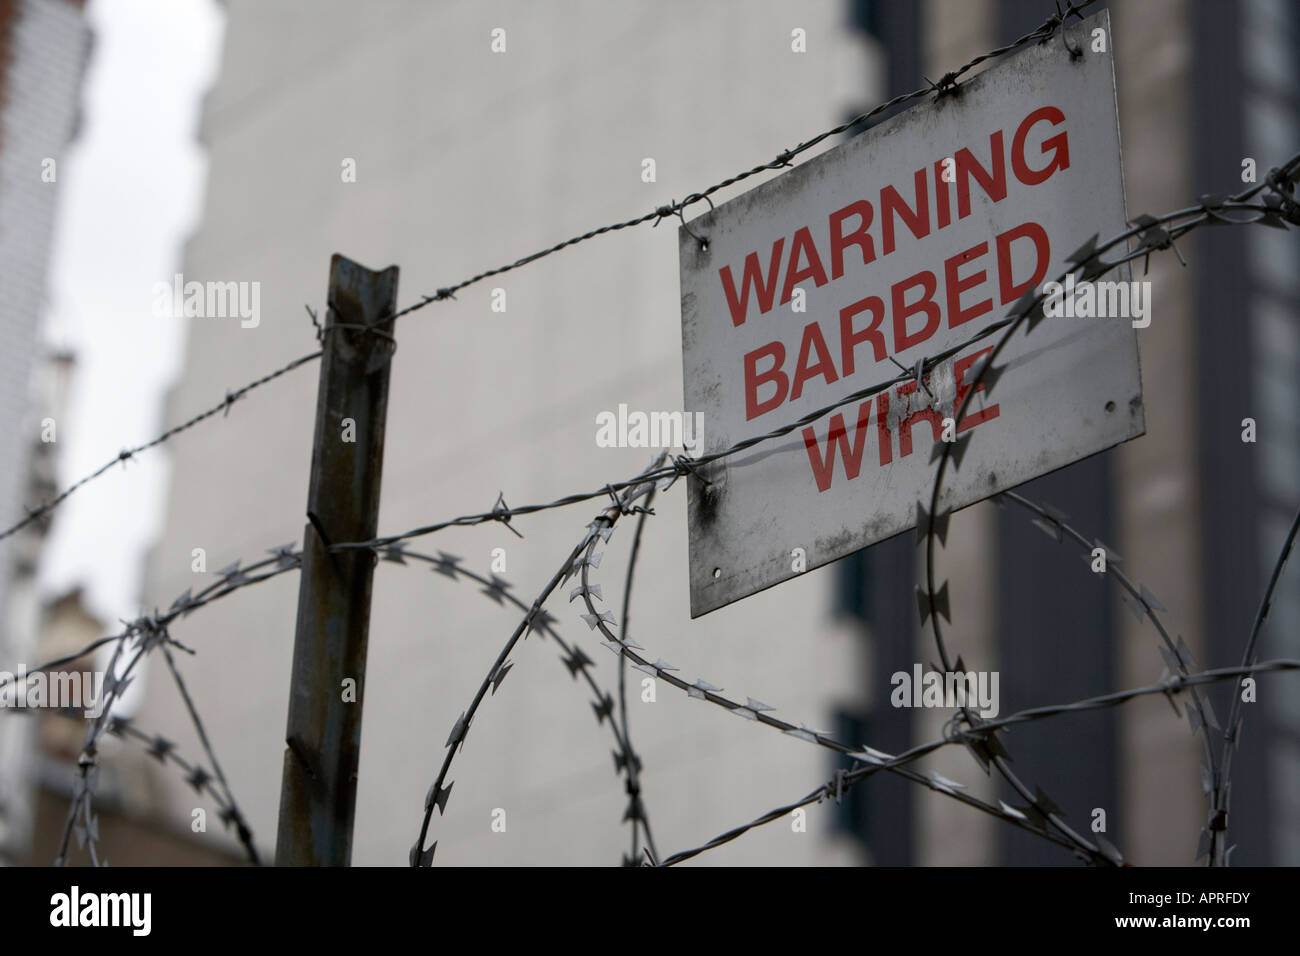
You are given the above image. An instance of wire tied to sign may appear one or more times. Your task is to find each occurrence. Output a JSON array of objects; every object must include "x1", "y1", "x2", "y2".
[
  {"x1": 923, "y1": 72, "x2": 961, "y2": 98},
  {"x1": 663, "y1": 454, "x2": 711, "y2": 490},
  {"x1": 653, "y1": 198, "x2": 709, "y2": 249},
  {"x1": 1044, "y1": 0, "x2": 1087, "y2": 58}
]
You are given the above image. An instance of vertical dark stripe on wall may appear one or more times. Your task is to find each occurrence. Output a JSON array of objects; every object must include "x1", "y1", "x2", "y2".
[
  {"x1": 993, "y1": 0, "x2": 1119, "y2": 866},
  {"x1": 1191, "y1": 0, "x2": 1268, "y2": 865}
]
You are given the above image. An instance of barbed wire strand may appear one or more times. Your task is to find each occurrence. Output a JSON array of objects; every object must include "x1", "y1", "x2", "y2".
[
  {"x1": 1000, "y1": 489, "x2": 1223, "y2": 846},
  {"x1": 106, "y1": 713, "x2": 258, "y2": 863},
  {"x1": 569, "y1": 487, "x2": 1096, "y2": 863},
  {"x1": 16, "y1": 549, "x2": 303, "y2": 864},
  {"x1": 639, "y1": 480, "x2": 1264, "y2": 866},
  {"x1": 21, "y1": 704, "x2": 257, "y2": 863},
  {"x1": 0, "y1": 547, "x2": 301, "y2": 697},
  {"x1": 0, "y1": 351, "x2": 321, "y2": 547},
  {"x1": 1217, "y1": 504, "x2": 1300, "y2": 865},
  {"x1": 158, "y1": 642, "x2": 260, "y2": 864},
  {"x1": 55, "y1": 631, "x2": 145, "y2": 866},
  {"x1": 657, "y1": 659, "x2": 1300, "y2": 866},
  {"x1": 617, "y1": 486, "x2": 657, "y2": 865},
  {"x1": 374, "y1": 541, "x2": 657, "y2": 862},
  {"x1": 409, "y1": 457, "x2": 664, "y2": 866}
]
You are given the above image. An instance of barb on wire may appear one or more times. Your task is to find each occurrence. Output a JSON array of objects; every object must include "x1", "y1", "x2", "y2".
[{"x1": 0, "y1": 351, "x2": 320, "y2": 547}]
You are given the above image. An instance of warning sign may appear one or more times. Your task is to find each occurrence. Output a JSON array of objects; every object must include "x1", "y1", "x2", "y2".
[{"x1": 679, "y1": 10, "x2": 1141, "y2": 616}]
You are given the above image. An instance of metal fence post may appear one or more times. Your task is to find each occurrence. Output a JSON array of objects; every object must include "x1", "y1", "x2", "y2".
[{"x1": 275, "y1": 254, "x2": 398, "y2": 865}]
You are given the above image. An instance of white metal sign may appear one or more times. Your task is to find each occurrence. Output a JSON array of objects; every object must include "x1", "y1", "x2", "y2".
[{"x1": 679, "y1": 10, "x2": 1141, "y2": 617}]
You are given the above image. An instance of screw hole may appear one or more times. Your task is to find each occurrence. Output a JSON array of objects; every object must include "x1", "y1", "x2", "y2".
[
  {"x1": 1105, "y1": 401, "x2": 1116, "y2": 413},
  {"x1": 712, "y1": 567, "x2": 721, "y2": 579}
]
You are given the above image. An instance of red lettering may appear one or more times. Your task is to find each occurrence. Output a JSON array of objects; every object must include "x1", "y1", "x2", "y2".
[
  {"x1": 1012, "y1": 106, "x2": 1070, "y2": 186},
  {"x1": 719, "y1": 239, "x2": 785, "y2": 327},
  {"x1": 881, "y1": 168, "x2": 931, "y2": 255},
  {"x1": 956, "y1": 130, "x2": 1007, "y2": 218},
  {"x1": 801, "y1": 399, "x2": 873, "y2": 492},
  {"x1": 997, "y1": 221, "x2": 1050, "y2": 304},
  {"x1": 789, "y1": 321, "x2": 839, "y2": 401},
  {"x1": 781, "y1": 227, "x2": 830, "y2": 305},
  {"x1": 744, "y1": 341, "x2": 788, "y2": 420},
  {"x1": 892, "y1": 269, "x2": 941, "y2": 352},
  {"x1": 839, "y1": 295, "x2": 887, "y2": 376},
  {"x1": 945, "y1": 241, "x2": 992, "y2": 329},
  {"x1": 829, "y1": 200, "x2": 876, "y2": 280},
  {"x1": 954, "y1": 347, "x2": 1002, "y2": 432}
]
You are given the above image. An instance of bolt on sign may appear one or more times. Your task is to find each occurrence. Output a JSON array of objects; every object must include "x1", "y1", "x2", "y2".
[{"x1": 678, "y1": 10, "x2": 1141, "y2": 617}]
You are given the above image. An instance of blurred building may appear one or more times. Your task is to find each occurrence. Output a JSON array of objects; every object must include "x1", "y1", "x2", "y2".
[
  {"x1": 109, "y1": 0, "x2": 1298, "y2": 868},
  {"x1": 0, "y1": 0, "x2": 89, "y2": 864}
]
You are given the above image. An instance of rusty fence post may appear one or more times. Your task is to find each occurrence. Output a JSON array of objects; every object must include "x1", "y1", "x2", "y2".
[{"x1": 275, "y1": 254, "x2": 398, "y2": 865}]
